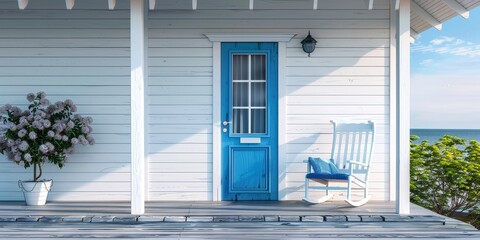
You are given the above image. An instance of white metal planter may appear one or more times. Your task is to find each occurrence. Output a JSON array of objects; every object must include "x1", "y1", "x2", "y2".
[{"x1": 18, "y1": 180, "x2": 53, "y2": 206}]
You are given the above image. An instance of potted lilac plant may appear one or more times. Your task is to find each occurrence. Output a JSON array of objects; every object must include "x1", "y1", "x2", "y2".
[{"x1": 0, "y1": 92, "x2": 94, "y2": 205}]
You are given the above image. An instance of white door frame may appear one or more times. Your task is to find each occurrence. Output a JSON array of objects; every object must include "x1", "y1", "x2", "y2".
[{"x1": 205, "y1": 34, "x2": 295, "y2": 201}]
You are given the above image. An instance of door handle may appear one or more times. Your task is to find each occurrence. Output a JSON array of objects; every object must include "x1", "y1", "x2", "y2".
[{"x1": 223, "y1": 113, "x2": 231, "y2": 126}]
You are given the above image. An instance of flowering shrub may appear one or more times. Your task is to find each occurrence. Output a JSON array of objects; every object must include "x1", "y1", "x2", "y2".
[{"x1": 0, "y1": 92, "x2": 94, "y2": 181}]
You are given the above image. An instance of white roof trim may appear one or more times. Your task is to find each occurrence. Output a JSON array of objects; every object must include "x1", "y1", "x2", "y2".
[
  {"x1": 108, "y1": 0, "x2": 116, "y2": 10},
  {"x1": 17, "y1": 0, "x2": 28, "y2": 10},
  {"x1": 441, "y1": 0, "x2": 470, "y2": 19},
  {"x1": 65, "y1": 0, "x2": 75, "y2": 10},
  {"x1": 192, "y1": 0, "x2": 197, "y2": 10},
  {"x1": 369, "y1": 0, "x2": 374, "y2": 10},
  {"x1": 411, "y1": 1, "x2": 442, "y2": 30},
  {"x1": 204, "y1": 33, "x2": 296, "y2": 42},
  {"x1": 149, "y1": 0, "x2": 156, "y2": 10}
]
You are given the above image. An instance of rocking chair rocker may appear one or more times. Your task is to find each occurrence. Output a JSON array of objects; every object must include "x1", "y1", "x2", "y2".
[{"x1": 303, "y1": 120, "x2": 375, "y2": 207}]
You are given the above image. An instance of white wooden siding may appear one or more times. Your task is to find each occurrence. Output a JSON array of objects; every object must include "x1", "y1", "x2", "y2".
[
  {"x1": 0, "y1": 2, "x2": 131, "y2": 201},
  {"x1": 148, "y1": 0, "x2": 391, "y2": 201},
  {"x1": 0, "y1": 0, "x2": 392, "y2": 202}
]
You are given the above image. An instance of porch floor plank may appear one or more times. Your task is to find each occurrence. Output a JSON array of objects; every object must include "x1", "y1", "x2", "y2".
[{"x1": 0, "y1": 201, "x2": 477, "y2": 239}]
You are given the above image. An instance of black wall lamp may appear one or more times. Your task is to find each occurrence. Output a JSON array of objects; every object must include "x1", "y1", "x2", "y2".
[{"x1": 301, "y1": 31, "x2": 317, "y2": 57}]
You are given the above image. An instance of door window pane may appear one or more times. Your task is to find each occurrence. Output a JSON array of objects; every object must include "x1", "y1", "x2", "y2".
[
  {"x1": 251, "y1": 109, "x2": 266, "y2": 134},
  {"x1": 233, "y1": 83, "x2": 248, "y2": 107},
  {"x1": 251, "y1": 55, "x2": 266, "y2": 80},
  {"x1": 251, "y1": 82, "x2": 266, "y2": 107},
  {"x1": 233, "y1": 109, "x2": 249, "y2": 134},
  {"x1": 233, "y1": 55, "x2": 248, "y2": 80}
]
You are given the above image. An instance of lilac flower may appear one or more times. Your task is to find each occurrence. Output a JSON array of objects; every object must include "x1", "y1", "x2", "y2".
[
  {"x1": 11, "y1": 146, "x2": 18, "y2": 154},
  {"x1": 27, "y1": 93, "x2": 35, "y2": 102},
  {"x1": 43, "y1": 120, "x2": 51, "y2": 128},
  {"x1": 6, "y1": 139, "x2": 15, "y2": 147},
  {"x1": 47, "y1": 130, "x2": 55, "y2": 138},
  {"x1": 14, "y1": 154, "x2": 21, "y2": 161},
  {"x1": 39, "y1": 98, "x2": 50, "y2": 106},
  {"x1": 37, "y1": 91, "x2": 46, "y2": 99},
  {"x1": 54, "y1": 123, "x2": 64, "y2": 133},
  {"x1": 18, "y1": 160, "x2": 25, "y2": 166},
  {"x1": 39, "y1": 144, "x2": 49, "y2": 154},
  {"x1": 54, "y1": 134, "x2": 62, "y2": 140},
  {"x1": 81, "y1": 126, "x2": 90, "y2": 134},
  {"x1": 24, "y1": 153, "x2": 32, "y2": 162},
  {"x1": 62, "y1": 135, "x2": 69, "y2": 142},
  {"x1": 70, "y1": 105, "x2": 77, "y2": 112},
  {"x1": 19, "y1": 117, "x2": 28, "y2": 125},
  {"x1": 21, "y1": 110, "x2": 30, "y2": 117},
  {"x1": 11, "y1": 107, "x2": 21, "y2": 117},
  {"x1": 79, "y1": 135, "x2": 88, "y2": 145},
  {"x1": 67, "y1": 121, "x2": 75, "y2": 129},
  {"x1": 71, "y1": 138, "x2": 79, "y2": 145},
  {"x1": 45, "y1": 142, "x2": 55, "y2": 151},
  {"x1": 55, "y1": 101, "x2": 65, "y2": 112},
  {"x1": 28, "y1": 131, "x2": 37, "y2": 140},
  {"x1": 17, "y1": 129, "x2": 27, "y2": 138},
  {"x1": 18, "y1": 141, "x2": 29, "y2": 152},
  {"x1": 9, "y1": 125, "x2": 17, "y2": 131},
  {"x1": 64, "y1": 99, "x2": 74, "y2": 107}
]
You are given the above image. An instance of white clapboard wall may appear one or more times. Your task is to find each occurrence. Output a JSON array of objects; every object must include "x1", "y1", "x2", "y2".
[
  {"x1": 147, "y1": 0, "x2": 392, "y2": 201},
  {"x1": 0, "y1": 0, "x2": 392, "y2": 201},
  {"x1": 0, "y1": 0, "x2": 132, "y2": 201}
]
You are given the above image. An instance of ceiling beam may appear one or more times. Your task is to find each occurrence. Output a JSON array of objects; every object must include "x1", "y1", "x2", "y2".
[
  {"x1": 369, "y1": 0, "x2": 374, "y2": 10},
  {"x1": 192, "y1": 0, "x2": 197, "y2": 10},
  {"x1": 65, "y1": 0, "x2": 75, "y2": 10},
  {"x1": 249, "y1": 0, "x2": 253, "y2": 10},
  {"x1": 441, "y1": 0, "x2": 469, "y2": 19},
  {"x1": 108, "y1": 0, "x2": 116, "y2": 10},
  {"x1": 149, "y1": 0, "x2": 156, "y2": 10},
  {"x1": 411, "y1": 1, "x2": 442, "y2": 30},
  {"x1": 313, "y1": 0, "x2": 318, "y2": 10},
  {"x1": 410, "y1": 28, "x2": 419, "y2": 39},
  {"x1": 17, "y1": 0, "x2": 28, "y2": 10}
]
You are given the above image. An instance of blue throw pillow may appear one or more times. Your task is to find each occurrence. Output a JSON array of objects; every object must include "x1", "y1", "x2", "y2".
[
  {"x1": 308, "y1": 157, "x2": 340, "y2": 174},
  {"x1": 308, "y1": 157, "x2": 331, "y2": 174},
  {"x1": 328, "y1": 159, "x2": 340, "y2": 174}
]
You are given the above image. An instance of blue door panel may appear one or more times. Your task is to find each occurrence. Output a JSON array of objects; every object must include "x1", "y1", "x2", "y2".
[
  {"x1": 221, "y1": 42, "x2": 278, "y2": 201},
  {"x1": 230, "y1": 147, "x2": 269, "y2": 193}
]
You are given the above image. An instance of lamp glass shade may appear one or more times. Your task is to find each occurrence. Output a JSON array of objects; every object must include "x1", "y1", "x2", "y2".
[{"x1": 301, "y1": 32, "x2": 317, "y2": 55}]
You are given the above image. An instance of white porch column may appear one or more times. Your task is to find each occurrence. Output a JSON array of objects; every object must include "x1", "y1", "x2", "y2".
[
  {"x1": 130, "y1": 0, "x2": 146, "y2": 215},
  {"x1": 396, "y1": 0, "x2": 410, "y2": 215}
]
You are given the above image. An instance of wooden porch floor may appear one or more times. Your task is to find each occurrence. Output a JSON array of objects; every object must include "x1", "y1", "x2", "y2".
[
  {"x1": 0, "y1": 201, "x2": 478, "y2": 239},
  {"x1": 0, "y1": 200, "x2": 401, "y2": 216}
]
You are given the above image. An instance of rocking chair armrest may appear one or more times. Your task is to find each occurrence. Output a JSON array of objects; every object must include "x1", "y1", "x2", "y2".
[
  {"x1": 303, "y1": 159, "x2": 312, "y2": 173},
  {"x1": 346, "y1": 160, "x2": 369, "y2": 167}
]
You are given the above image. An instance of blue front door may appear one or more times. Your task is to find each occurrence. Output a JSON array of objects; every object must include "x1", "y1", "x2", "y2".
[{"x1": 221, "y1": 42, "x2": 278, "y2": 200}]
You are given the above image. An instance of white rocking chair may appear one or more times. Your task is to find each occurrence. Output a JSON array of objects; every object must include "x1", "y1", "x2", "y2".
[{"x1": 303, "y1": 120, "x2": 375, "y2": 207}]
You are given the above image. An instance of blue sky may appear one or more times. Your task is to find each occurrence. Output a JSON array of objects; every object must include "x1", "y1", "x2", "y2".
[{"x1": 411, "y1": 8, "x2": 480, "y2": 129}]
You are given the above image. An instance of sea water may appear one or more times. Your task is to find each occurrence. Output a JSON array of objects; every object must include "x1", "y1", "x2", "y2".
[{"x1": 410, "y1": 129, "x2": 480, "y2": 143}]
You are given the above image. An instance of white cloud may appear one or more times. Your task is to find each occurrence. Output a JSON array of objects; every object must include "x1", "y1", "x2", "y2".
[
  {"x1": 420, "y1": 59, "x2": 433, "y2": 65},
  {"x1": 412, "y1": 36, "x2": 480, "y2": 58},
  {"x1": 430, "y1": 36, "x2": 454, "y2": 45}
]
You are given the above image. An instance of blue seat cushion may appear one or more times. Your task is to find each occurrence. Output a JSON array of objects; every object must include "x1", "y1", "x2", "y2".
[
  {"x1": 306, "y1": 173, "x2": 349, "y2": 181},
  {"x1": 308, "y1": 157, "x2": 341, "y2": 174}
]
